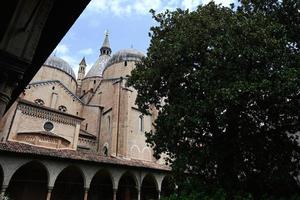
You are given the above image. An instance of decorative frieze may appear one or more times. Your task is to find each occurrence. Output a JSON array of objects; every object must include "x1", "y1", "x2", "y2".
[
  {"x1": 16, "y1": 132, "x2": 70, "y2": 149},
  {"x1": 18, "y1": 102, "x2": 81, "y2": 126},
  {"x1": 78, "y1": 137, "x2": 96, "y2": 147}
]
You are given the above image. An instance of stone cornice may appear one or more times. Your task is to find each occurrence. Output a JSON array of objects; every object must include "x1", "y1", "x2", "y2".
[{"x1": 18, "y1": 99, "x2": 84, "y2": 125}]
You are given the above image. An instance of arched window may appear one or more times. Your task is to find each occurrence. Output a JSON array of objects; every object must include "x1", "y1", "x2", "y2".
[
  {"x1": 34, "y1": 99, "x2": 44, "y2": 106},
  {"x1": 107, "y1": 116, "x2": 111, "y2": 133},
  {"x1": 93, "y1": 80, "x2": 96, "y2": 84},
  {"x1": 58, "y1": 105, "x2": 67, "y2": 112},
  {"x1": 124, "y1": 61, "x2": 127, "y2": 66},
  {"x1": 139, "y1": 115, "x2": 144, "y2": 132},
  {"x1": 103, "y1": 146, "x2": 108, "y2": 156}
]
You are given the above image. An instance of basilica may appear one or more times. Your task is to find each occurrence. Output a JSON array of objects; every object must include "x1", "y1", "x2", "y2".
[{"x1": 0, "y1": 33, "x2": 173, "y2": 200}]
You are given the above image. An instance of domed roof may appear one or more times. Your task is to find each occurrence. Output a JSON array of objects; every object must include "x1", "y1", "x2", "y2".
[
  {"x1": 85, "y1": 55, "x2": 110, "y2": 78},
  {"x1": 44, "y1": 56, "x2": 76, "y2": 79},
  {"x1": 105, "y1": 48, "x2": 145, "y2": 69}
]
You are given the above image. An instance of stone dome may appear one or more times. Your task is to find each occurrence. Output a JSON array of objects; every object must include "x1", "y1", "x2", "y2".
[
  {"x1": 44, "y1": 56, "x2": 76, "y2": 79},
  {"x1": 104, "y1": 48, "x2": 145, "y2": 70}
]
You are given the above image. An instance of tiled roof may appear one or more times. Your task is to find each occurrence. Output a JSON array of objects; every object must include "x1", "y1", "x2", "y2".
[{"x1": 0, "y1": 142, "x2": 170, "y2": 171}]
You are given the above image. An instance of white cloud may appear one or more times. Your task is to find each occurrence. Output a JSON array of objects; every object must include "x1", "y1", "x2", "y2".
[
  {"x1": 60, "y1": 55, "x2": 78, "y2": 69},
  {"x1": 78, "y1": 48, "x2": 94, "y2": 56},
  {"x1": 133, "y1": 0, "x2": 161, "y2": 14},
  {"x1": 86, "y1": 0, "x2": 133, "y2": 16},
  {"x1": 55, "y1": 44, "x2": 69, "y2": 54},
  {"x1": 202, "y1": 0, "x2": 236, "y2": 6},
  {"x1": 182, "y1": 0, "x2": 201, "y2": 10},
  {"x1": 53, "y1": 44, "x2": 80, "y2": 77},
  {"x1": 85, "y1": 0, "x2": 235, "y2": 17}
]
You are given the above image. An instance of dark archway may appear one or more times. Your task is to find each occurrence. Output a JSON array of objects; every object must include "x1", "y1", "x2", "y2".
[
  {"x1": 117, "y1": 172, "x2": 138, "y2": 200},
  {"x1": 6, "y1": 161, "x2": 48, "y2": 200},
  {"x1": 0, "y1": 164, "x2": 3, "y2": 191},
  {"x1": 51, "y1": 165, "x2": 84, "y2": 200},
  {"x1": 161, "y1": 176, "x2": 175, "y2": 198},
  {"x1": 141, "y1": 174, "x2": 158, "y2": 200},
  {"x1": 88, "y1": 170, "x2": 113, "y2": 200}
]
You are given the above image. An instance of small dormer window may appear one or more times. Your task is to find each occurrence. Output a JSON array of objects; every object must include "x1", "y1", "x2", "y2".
[
  {"x1": 58, "y1": 105, "x2": 67, "y2": 112},
  {"x1": 124, "y1": 61, "x2": 127, "y2": 66},
  {"x1": 107, "y1": 116, "x2": 111, "y2": 132},
  {"x1": 34, "y1": 99, "x2": 44, "y2": 106},
  {"x1": 139, "y1": 115, "x2": 144, "y2": 132}
]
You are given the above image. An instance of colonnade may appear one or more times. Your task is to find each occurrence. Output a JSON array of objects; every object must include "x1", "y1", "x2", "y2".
[{"x1": 0, "y1": 157, "x2": 174, "y2": 200}]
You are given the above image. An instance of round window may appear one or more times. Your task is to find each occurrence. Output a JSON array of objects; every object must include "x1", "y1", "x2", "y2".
[{"x1": 44, "y1": 122, "x2": 54, "y2": 132}]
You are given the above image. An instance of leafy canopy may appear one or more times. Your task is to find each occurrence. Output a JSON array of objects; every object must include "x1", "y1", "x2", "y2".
[{"x1": 128, "y1": 0, "x2": 300, "y2": 197}]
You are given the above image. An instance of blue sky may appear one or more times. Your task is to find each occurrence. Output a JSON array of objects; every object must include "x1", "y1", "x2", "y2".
[{"x1": 54, "y1": 0, "x2": 237, "y2": 75}]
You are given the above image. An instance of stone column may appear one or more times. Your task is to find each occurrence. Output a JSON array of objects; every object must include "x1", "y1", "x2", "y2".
[
  {"x1": 137, "y1": 188, "x2": 141, "y2": 200},
  {"x1": 46, "y1": 186, "x2": 53, "y2": 200},
  {"x1": 0, "y1": 185, "x2": 7, "y2": 198},
  {"x1": 0, "y1": 72, "x2": 22, "y2": 117},
  {"x1": 83, "y1": 188, "x2": 89, "y2": 200},
  {"x1": 113, "y1": 188, "x2": 117, "y2": 200}
]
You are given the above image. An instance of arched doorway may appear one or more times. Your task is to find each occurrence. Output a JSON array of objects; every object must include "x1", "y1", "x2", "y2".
[
  {"x1": 141, "y1": 174, "x2": 158, "y2": 200},
  {"x1": 51, "y1": 165, "x2": 84, "y2": 200},
  {"x1": 117, "y1": 172, "x2": 138, "y2": 200},
  {"x1": 88, "y1": 170, "x2": 113, "y2": 200},
  {"x1": 6, "y1": 161, "x2": 48, "y2": 200},
  {"x1": 161, "y1": 176, "x2": 175, "y2": 198}
]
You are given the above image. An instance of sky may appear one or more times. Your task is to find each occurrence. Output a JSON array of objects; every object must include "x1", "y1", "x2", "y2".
[{"x1": 53, "y1": 0, "x2": 237, "y2": 75}]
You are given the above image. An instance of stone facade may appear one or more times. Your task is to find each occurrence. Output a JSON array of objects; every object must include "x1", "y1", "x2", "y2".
[{"x1": 0, "y1": 33, "x2": 171, "y2": 200}]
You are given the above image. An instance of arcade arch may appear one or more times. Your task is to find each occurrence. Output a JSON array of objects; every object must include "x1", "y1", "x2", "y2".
[
  {"x1": 6, "y1": 161, "x2": 48, "y2": 200},
  {"x1": 51, "y1": 165, "x2": 85, "y2": 200},
  {"x1": 141, "y1": 174, "x2": 158, "y2": 200},
  {"x1": 117, "y1": 171, "x2": 138, "y2": 200},
  {"x1": 88, "y1": 169, "x2": 113, "y2": 200}
]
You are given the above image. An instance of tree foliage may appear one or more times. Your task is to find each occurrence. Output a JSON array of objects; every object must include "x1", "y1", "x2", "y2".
[{"x1": 127, "y1": 0, "x2": 300, "y2": 198}]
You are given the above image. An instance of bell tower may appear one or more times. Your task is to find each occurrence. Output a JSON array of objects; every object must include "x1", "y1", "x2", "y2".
[{"x1": 76, "y1": 57, "x2": 87, "y2": 96}]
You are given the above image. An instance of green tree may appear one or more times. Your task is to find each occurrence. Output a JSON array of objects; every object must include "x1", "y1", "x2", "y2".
[{"x1": 128, "y1": 1, "x2": 300, "y2": 198}]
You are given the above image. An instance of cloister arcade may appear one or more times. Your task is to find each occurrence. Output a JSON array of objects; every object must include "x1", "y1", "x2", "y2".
[{"x1": 0, "y1": 156, "x2": 173, "y2": 200}]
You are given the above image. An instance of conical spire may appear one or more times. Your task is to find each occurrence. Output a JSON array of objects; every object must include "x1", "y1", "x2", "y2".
[
  {"x1": 79, "y1": 57, "x2": 86, "y2": 66},
  {"x1": 102, "y1": 30, "x2": 110, "y2": 48},
  {"x1": 100, "y1": 30, "x2": 111, "y2": 56}
]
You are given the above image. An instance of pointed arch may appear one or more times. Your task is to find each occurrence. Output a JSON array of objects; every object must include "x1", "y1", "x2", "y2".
[
  {"x1": 142, "y1": 147, "x2": 152, "y2": 161},
  {"x1": 130, "y1": 145, "x2": 140, "y2": 159}
]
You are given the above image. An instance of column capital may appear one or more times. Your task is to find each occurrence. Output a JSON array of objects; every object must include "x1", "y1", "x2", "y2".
[
  {"x1": 1, "y1": 185, "x2": 8, "y2": 190},
  {"x1": 135, "y1": 186, "x2": 141, "y2": 192}
]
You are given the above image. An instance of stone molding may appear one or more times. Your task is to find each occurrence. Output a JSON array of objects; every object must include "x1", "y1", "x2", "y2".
[
  {"x1": 28, "y1": 80, "x2": 83, "y2": 104},
  {"x1": 18, "y1": 100, "x2": 83, "y2": 126}
]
